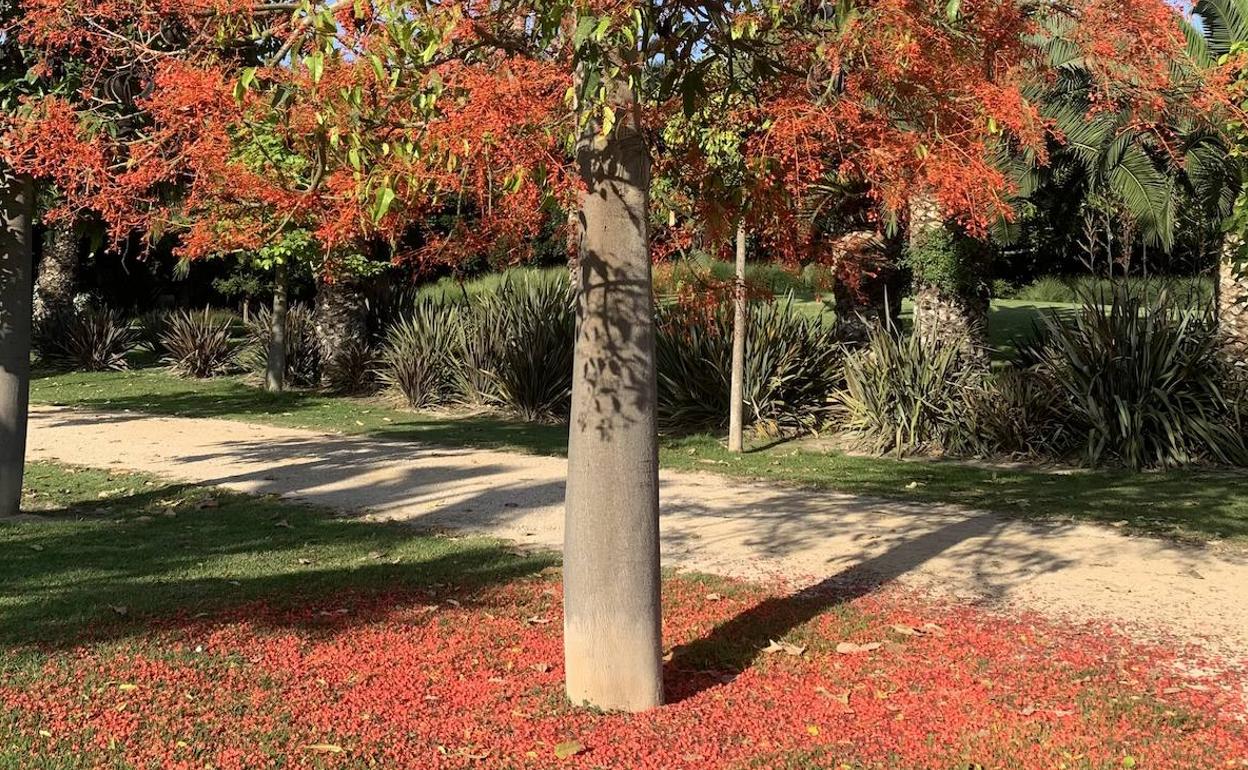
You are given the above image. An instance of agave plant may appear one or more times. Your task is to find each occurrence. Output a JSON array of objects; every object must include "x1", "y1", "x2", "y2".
[
  {"x1": 38, "y1": 306, "x2": 139, "y2": 372},
  {"x1": 160, "y1": 308, "x2": 238, "y2": 378},
  {"x1": 1021, "y1": 285, "x2": 1246, "y2": 468}
]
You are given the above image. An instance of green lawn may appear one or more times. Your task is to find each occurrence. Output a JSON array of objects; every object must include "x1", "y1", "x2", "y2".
[
  {"x1": 5, "y1": 462, "x2": 554, "y2": 647},
  {"x1": 30, "y1": 361, "x2": 1248, "y2": 545}
]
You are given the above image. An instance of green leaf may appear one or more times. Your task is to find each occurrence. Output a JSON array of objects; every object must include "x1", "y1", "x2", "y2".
[
  {"x1": 553, "y1": 740, "x2": 585, "y2": 760},
  {"x1": 372, "y1": 186, "x2": 396, "y2": 223}
]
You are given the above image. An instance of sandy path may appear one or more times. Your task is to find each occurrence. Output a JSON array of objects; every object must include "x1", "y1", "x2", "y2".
[{"x1": 27, "y1": 405, "x2": 1248, "y2": 655}]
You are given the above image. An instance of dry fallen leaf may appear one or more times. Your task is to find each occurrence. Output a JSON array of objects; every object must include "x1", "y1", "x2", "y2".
[
  {"x1": 705, "y1": 593, "x2": 722, "y2": 602},
  {"x1": 890, "y1": 624, "x2": 922, "y2": 637},
  {"x1": 108, "y1": 605, "x2": 129, "y2": 617},
  {"x1": 762, "y1": 639, "x2": 807, "y2": 657},
  {"x1": 306, "y1": 744, "x2": 344, "y2": 754},
  {"x1": 525, "y1": 616, "x2": 551, "y2": 626},
  {"x1": 835, "y1": 642, "x2": 882, "y2": 655},
  {"x1": 554, "y1": 740, "x2": 585, "y2": 760}
]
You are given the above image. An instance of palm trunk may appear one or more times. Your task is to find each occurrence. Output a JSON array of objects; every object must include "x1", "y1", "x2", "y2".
[
  {"x1": 33, "y1": 222, "x2": 78, "y2": 326},
  {"x1": 563, "y1": 63, "x2": 663, "y2": 713},
  {"x1": 0, "y1": 168, "x2": 35, "y2": 516},
  {"x1": 1217, "y1": 233, "x2": 1248, "y2": 360},
  {"x1": 908, "y1": 190, "x2": 988, "y2": 359},
  {"x1": 728, "y1": 220, "x2": 747, "y2": 453},
  {"x1": 830, "y1": 230, "x2": 898, "y2": 343},
  {"x1": 265, "y1": 260, "x2": 289, "y2": 393},
  {"x1": 314, "y1": 274, "x2": 366, "y2": 391}
]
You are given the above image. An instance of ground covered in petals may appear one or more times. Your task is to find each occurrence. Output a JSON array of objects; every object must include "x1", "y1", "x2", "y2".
[{"x1": 3, "y1": 463, "x2": 1246, "y2": 769}]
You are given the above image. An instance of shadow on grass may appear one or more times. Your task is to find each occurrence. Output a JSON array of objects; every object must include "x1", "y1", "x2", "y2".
[{"x1": 2, "y1": 470, "x2": 558, "y2": 648}]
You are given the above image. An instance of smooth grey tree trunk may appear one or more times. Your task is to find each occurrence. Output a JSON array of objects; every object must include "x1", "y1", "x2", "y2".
[
  {"x1": 563, "y1": 65, "x2": 663, "y2": 713},
  {"x1": 265, "y1": 260, "x2": 289, "y2": 393},
  {"x1": 728, "y1": 221, "x2": 747, "y2": 453},
  {"x1": 0, "y1": 168, "x2": 35, "y2": 516},
  {"x1": 33, "y1": 223, "x2": 78, "y2": 326}
]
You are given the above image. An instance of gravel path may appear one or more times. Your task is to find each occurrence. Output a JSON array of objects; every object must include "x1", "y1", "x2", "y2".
[{"x1": 27, "y1": 405, "x2": 1248, "y2": 655}]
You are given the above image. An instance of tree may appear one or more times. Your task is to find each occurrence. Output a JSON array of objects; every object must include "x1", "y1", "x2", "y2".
[
  {"x1": 0, "y1": 167, "x2": 34, "y2": 517},
  {"x1": 9, "y1": 0, "x2": 1221, "y2": 712}
]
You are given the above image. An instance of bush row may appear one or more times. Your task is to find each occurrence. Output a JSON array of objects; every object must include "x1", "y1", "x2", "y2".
[{"x1": 841, "y1": 287, "x2": 1246, "y2": 469}]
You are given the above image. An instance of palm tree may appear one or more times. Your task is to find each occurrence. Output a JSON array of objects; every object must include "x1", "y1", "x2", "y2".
[{"x1": 1187, "y1": 0, "x2": 1248, "y2": 356}]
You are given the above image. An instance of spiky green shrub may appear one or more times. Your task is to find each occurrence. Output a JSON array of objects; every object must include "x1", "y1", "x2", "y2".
[
  {"x1": 655, "y1": 299, "x2": 844, "y2": 434},
  {"x1": 379, "y1": 300, "x2": 461, "y2": 408},
  {"x1": 161, "y1": 308, "x2": 237, "y2": 378},
  {"x1": 838, "y1": 325, "x2": 984, "y2": 455},
  {"x1": 135, "y1": 310, "x2": 171, "y2": 355},
  {"x1": 465, "y1": 279, "x2": 575, "y2": 421},
  {"x1": 38, "y1": 307, "x2": 139, "y2": 372},
  {"x1": 242, "y1": 304, "x2": 321, "y2": 387},
  {"x1": 323, "y1": 340, "x2": 380, "y2": 395},
  {"x1": 1021, "y1": 286, "x2": 1245, "y2": 468},
  {"x1": 962, "y1": 368, "x2": 1074, "y2": 459}
]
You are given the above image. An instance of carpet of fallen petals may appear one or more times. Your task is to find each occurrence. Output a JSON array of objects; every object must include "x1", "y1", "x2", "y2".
[{"x1": 2, "y1": 571, "x2": 1245, "y2": 769}]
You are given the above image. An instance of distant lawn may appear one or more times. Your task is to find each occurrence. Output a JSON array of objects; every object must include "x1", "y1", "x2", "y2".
[{"x1": 30, "y1": 361, "x2": 1248, "y2": 545}]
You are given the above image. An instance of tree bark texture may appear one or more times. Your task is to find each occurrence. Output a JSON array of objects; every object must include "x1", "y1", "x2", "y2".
[
  {"x1": 32, "y1": 223, "x2": 78, "y2": 327},
  {"x1": 313, "y1": 274, "x2": 367, "y2": 391},
  {"x1": 265, "y1": 261, "x2": 289, "y2": 393},
  {"x1": 563, "y1": 64, "x2": 664, "y2": 713},
  {"x1": 908, "y1": 190, "x2": 988, "y2": 359},
  {"x1": 1218, "y1": 233, "x2": 1248, "y2": 363},
  {"x1": 728, "y1": 221, "x2": 747, "y2": 453},
  {"x1": 0, "y1": 168, "x2": 35, "y2": 516}
]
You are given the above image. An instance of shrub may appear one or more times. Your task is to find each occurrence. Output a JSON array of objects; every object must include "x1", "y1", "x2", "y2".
[
  {"x1": 135, "y1": 310, "x2": 171, "y2": 355},
  {"x1": 1020, "y1": 286, "x2": 1245, "y2": 469},
  {"x1": 1012, "y1": 275, "x2": 1213, "y2": 306},
  {"x1": 322, "y1": 340, "x2": 380, "y2": 395},
  {"x1": 837, "y1": 325, "x2": 983, "y2": 456},
  {"x1": 655, "y1": 298, "x2": 845, "y2": 434},
  {"x1": 469, "y1": 279, "x2": 575, "y2": 421},
  {"x1": 379, "y1": 300, "x2": 461, "y2": 408},
  {"x1": 37, "y1": 307, "x2": 139, "y2": 372},
  {"x1": 160, "y1": 308, "x2": 238, "y2": 378},
  {"x1": 242, "y1": 304, "x2": 321, "y2": 387},
  {"x1": 961, "y1": 368, "x2": 1073, "y2": 459}
]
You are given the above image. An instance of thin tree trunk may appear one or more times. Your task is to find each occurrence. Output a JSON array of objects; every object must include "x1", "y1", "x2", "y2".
[
  {"x1": 33, "y1": 222, "x2": 78, "y2": 326},
  {"x1": 563, "y1": 62, "x2": 663, "y2": 713},
  {"x1": 728, "y1": 220, "x2": 747, "y2": 453},
  {"x1": 1217, "y1": 233, "x2": 1248, "y2": 360},
  {"x1": 0, "y1": 168, "x2": 35, "y2": 516},
  {"x1": 265, "y1": 260, "x2": 289, "y2": 393}
]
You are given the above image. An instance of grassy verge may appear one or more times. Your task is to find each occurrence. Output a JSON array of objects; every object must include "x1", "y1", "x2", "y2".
[
  {"x1": 30, "y1": 364, "x2": 1248, "y2": 545},
  {"x1": 5, "y1": 462, "x2": 555, "y2": 648}
]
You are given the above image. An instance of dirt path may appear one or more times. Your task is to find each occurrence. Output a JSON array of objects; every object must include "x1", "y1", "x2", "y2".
[{"x1": 27, "y1": 405, "x2": 1248, "y2": 656}]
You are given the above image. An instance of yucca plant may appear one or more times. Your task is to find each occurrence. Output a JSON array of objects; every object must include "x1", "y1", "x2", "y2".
[
  {"x1": 38, "y1": 307, "x2": 139, "y2": 372},
  {"x1": 135, "y1": 310, "x2": 171, "y2": 355},
  {"x1": 838, "y1": 325, "x2": 984, "y2": 456},
  {"x1": 655, "y1": 298, "x2": 844, "y2": 434},
  {"x1": 468, "y1": 279, "x2": 575, "y2": 421},
  {"x1": 1022, "y1": 285, "x2": 1246, "y2": 468},
  {"x1": 379, "y1": 299, "x2": 461, "y2": 408},
  {"x1": 160, "y1": 308, "x2": 237, "y2": 378},
  {"x1": 242, "y1": 304, "x2": 321, "y2": 387},
  {"x1": 322, "y1": 339, "x2": 380, "y2": 395}
]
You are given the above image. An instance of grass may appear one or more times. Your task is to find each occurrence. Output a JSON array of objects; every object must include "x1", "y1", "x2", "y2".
[
  {"x1": 5, "y1": 462, "x2": 556, "y2": 648},
  {"x1": 29, "y1": 360, "x2": 1248, "y2": 545},
  {"x1": 3, "y1": 463, "x2": 1243, "y2": 769}
]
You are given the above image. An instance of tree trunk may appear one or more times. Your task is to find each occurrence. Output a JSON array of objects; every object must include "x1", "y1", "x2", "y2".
[
  {"x1": 33, "y1": 223, "x2": 78, "y2": 327},
  {"x1": 265, "y1": 261, "x2": 289, "y2": 393},
  {"x1": 0, "y1": 168, "x2": 35, "y2": 516},
  {"x1": 563, "y1": 65, "x2": 663, "y2": 713},
  {"x1": 1217, "y1": 233, "x2": 1248, "y2": 361},
  {"x1": 314, "y1": 274, "x2": 367, "y2": 392},
  {"x1": 728, "y1": 221, "x2": 747, "y2": 453},
  {"x1": 830, "y1": 230, "x2": 900, "y2": 343},
  {"x1": 907, "y1": 190, "x2": 988, "y2": 359}
]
